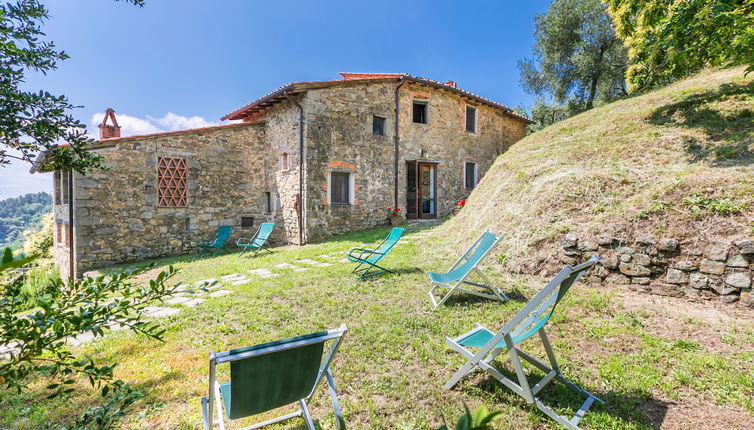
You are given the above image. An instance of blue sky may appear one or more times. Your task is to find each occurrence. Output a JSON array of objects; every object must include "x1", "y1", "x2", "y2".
[{"x1": 3, "y1": 0, "x2": 549, "y2": 199}]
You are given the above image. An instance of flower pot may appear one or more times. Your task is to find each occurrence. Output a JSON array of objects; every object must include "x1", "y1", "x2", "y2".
[{"x1": 389, "y1": 216, "x2": 404, "y2": 227}]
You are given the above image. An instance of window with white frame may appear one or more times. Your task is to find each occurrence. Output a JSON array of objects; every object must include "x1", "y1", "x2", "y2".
[
  {"x1": 330, "y1": 172, "x2": 351, "y2": 205},
  {"x1": 464, "y1": 162, "x2": 478, "y2": 190}
]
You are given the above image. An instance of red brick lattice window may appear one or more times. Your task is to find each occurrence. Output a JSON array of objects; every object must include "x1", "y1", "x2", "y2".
[{"x1": 157, "y1": 157, "x2": 188, "y2": 207}]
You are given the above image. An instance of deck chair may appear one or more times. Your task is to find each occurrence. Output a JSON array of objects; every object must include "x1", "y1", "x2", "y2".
[
  {"x1": 197, "y1": 226, "x2": 233, "y2": 257},
  {"x1": 443, "y1": 256, "x2": 601, "y2": 430},
  {"x1": 347, "y1": 227, "x2": 404, "y2": 280},
  {"x1": 236, "y1": 223, "x2": 275, "y2": 257},
  {"x1": 427, "y1": 230, "x2": 507, "y2": 309},
  {"x1": 201, "y1": 325, "x2": 348, "y2": 430}
]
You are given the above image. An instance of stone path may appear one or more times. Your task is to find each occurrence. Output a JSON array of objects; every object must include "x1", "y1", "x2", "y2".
[{"x1": 1, "y1": 232, "x2": 437, "y2": 353}]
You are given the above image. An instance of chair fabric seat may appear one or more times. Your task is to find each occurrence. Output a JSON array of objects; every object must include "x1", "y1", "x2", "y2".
[
  {"x1": 427, "y1": 270, "x2": 456, "y2": 284},
  {"x1": 222, "y1": 331, "x2": 328, "y2": 419}
]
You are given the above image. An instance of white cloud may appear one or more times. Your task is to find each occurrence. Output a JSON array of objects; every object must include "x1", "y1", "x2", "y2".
[{"x1": 89, "y1": 111, "x2": 219, "y2": 139}]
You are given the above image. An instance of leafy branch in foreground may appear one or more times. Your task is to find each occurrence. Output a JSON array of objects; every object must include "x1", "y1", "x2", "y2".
[
  {"x1": 0, "y1": 265, "x2": 180, "y2": 397},
  {"x1": 437, "y1": 404, "x2": 503, "y2": 430}
]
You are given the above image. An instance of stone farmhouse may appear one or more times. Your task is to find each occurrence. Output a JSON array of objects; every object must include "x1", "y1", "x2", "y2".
[{"x1": 39, "y1": 73, "x2": 530, "y2": 278}]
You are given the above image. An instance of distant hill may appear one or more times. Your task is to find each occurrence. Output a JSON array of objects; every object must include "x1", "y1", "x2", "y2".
[
  {"x1": 0, "y1": 192, "x2": 53, "y2": 249},
  {"x1": 439, "y1": 67, "x2": 753, "y2": 273}
]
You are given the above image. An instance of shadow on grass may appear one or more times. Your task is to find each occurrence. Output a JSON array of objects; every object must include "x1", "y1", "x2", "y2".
[
  {"x1": 472, "y1": 365, "x2": 668, "y2": 430},
  {"x1": 646, "y1": 80, "x2": 754, "y2": 166}
]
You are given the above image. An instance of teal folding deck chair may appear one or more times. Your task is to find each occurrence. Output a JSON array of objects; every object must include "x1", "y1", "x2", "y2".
[
  {"x1": 443, "y1": 256, "x2": 601, "y2": 430},
  {"x1": 236, "y1": 223, "x2": 275, "y2": 257},
  {"x1": 347, "y1": 227, "x2": 404, "y2": 280},
  {"x1": 197, "y1": 226, "x2": 233, "y2": 257},
  {"x1": 201, "y1": 325, "x2": 348, "y2": 430},
  {"x1": 426, "y1": 230, "x2": 508, "y2": 309}
]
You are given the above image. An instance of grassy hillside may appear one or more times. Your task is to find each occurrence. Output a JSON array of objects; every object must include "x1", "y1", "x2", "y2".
[
  {"x1": 0, "y1": 192, "x2": 52, "y2": 249},
  {"x1": 441, "y1": 67, "x2": 754, "y2": 273}
]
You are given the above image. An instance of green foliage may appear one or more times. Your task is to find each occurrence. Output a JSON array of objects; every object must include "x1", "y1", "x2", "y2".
[
  {"x1": 22, "y1": 211, "x2": 54, "y2": 261},
  {"x1": 18, "y1": 265, "x2": 59, "y2": 310},
  {"x1": 682, "y1": 194, "x2": 744, "y2": 216},
  {"x1": 1, "y1": 247, "x2": 13, "y2": 264},
  {"x1": 0, "y1": 264, "x2": 180, "y2": 430},
  {"x1": 637, "y1": 200, "x2": 671, "y2": 219},
  {"x1": 524, "y1": 96, "x2": 587, "y2": 132},
  {"x1": 437, "y1": 405, "x2": 502, "y2": 430},
  {"x1": 0, "y1": 0, "x2": 105, "y2": 173},
  {"x1": 519, "y1": 0, "x2": 628, "y2": 115},
  {"x1": 605, "y1": 0, "x2": 754, "y2": 92},
  {"x1": 0, "y1": 192, "x2": 52, "y2": 249}
]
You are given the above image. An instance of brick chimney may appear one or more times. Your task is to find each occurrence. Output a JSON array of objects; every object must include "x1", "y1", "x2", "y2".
[
  {"x1": 98, "y1": 108, "x2": 121, "y2": 139},
  {"x1": 445, "y1": 80, "x2": 457, "y2": 88}
]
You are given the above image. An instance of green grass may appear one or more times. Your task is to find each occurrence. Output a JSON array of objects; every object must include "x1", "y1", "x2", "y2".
[{"x1": 1, "y1": 224, "x2": 752, "y2": 429}]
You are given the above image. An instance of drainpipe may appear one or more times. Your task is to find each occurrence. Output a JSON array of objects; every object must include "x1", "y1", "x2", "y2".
[
  {"x1": 393, "y1": 76, "x2": 406, "y2": 208},
  {"x1": 67, "y1": 169, "x2": 74, "y2": 280},
  {"x1": 284, "y1": 90, "x2": 305, "y2": 246}
]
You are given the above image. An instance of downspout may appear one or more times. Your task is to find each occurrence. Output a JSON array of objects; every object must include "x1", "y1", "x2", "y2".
[
  {"x1": 393, "y1": 76, "x2": 406, "y2": 208},
  {"x1": 284, "y1": 90, "x2": 305, "y2": 246},
  {"x1": 67, "y1": 169, "x2": 74, "y2": 280}
]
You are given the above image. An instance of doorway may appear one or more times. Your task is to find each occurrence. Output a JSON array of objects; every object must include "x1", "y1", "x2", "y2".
[{"x1": 406, "y1": 161, "x2": 437, "y2": 219}]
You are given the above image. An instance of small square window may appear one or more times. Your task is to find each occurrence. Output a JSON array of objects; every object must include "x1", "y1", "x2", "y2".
[
  {"x1": 241, "y1": 216, "x2": 254, "y2": 228},
  {"x1": 465, "y1": 162, "x2": 477, "y2": 190},
  {"x1": 372, "y1": 116, "x2": 385, "y2": 135},
  {"x1": 412, "y1": 101, "x2": 427, "y2": 124},
  {"x1": 466, "y1": 106, "x2": 476, "y2": 133},
  {"x1": 330, "y1": 172, "x2": 350, "y2": 205}
]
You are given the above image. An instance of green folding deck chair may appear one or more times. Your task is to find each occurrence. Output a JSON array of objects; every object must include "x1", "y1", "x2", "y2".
[
  {"x1": 426, "y1": 230, "x2": 508, "y2": 309},
  {"x1": 236, "y1": 223, "x2": 275, "y2": 257},
  {"x1": 197, "y1": 226, "x2": 234, "y2": 257},
  {"x1": 443, "y1": 256, "x2": 601, "y2": 430},
  {"x1": 201, "y1": 325, "x2": 348, "y2": 430},
  {"x1": 347, "y1": 227, "x2": 404, "y2": 280}
]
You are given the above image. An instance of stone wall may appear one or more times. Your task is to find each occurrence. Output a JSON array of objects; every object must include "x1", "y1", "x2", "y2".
[
  {"x1": 63, "y1": 122, "x2": 282, "y2": 274},
  {"x1": 560, "y1": 234, "x2": 754, "y2": 307},
  {"x1": 397, "y1": 81, "x2": 527, "y2": 216}
]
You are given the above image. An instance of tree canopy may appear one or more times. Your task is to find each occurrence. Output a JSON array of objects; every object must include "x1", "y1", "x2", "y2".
[
  {"x1": 605, "y1": 0, "x2": 754, "y2": 91},
  {"x1": 518, "y1": 0, "x2": 628, "y2": 112},
  {"x1": 0, "y1": 192, "x2": 51, "y2": 249}
]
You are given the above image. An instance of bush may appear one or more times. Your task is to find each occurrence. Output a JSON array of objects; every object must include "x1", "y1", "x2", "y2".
[{"x1": 1, "y1": 247, "x2": 13, "y2": 264}]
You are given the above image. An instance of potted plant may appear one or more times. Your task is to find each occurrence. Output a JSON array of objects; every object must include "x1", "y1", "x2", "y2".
[
  {"x1": 387, "y1": 207, "x2": 404, "y2": 226},
  {"x1": 452, "y1": 199, "x2": 466, "y2": 215}
]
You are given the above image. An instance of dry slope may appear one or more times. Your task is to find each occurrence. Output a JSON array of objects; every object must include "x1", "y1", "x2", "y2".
[{"x1": 440, "y1": 67, "x2": 754, "y2": 273}]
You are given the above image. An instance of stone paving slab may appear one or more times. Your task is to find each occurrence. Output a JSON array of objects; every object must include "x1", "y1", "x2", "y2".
[
  {"x1": 165, "y1": 296, "x2": 194, "y2": 305},
  {"x1": 195, "y1": 278, "x2": 217, "y2": 286},
  {"x1": 208, "y1": 290, "x2": 233, "y2": 297},
  {"x1": 295, "y1": 259, "x2": 331, "y2": 267},
  {"x1": 184, "y1": 298, "x2": 206, "y2": 307},
  {"x1": 247, "y1": 268, "x2": 279, "y2": 278},
  {"x1": 220, "y1": 273, "x2": 244, "y2": 281},
  {"x1": 317, "y1": 254, "x2": 340, "y2": 260},
  {"x1": 144, "y1": 306, "x2": 182, "y2": 318},
  {"x1": 232, "y1": 278, "x2": 251, "y2": 285},
  {"x1": 274, "y1": 262, "x2": 308, "y2": 272},
  {"x1": 339, "y1": 258, "x2": 351, "y2": 263}
]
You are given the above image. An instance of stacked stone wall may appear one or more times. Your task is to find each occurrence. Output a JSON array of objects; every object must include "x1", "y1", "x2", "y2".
[{"x1": 560, "y1": 233, "x2": 754, "y2": 307}]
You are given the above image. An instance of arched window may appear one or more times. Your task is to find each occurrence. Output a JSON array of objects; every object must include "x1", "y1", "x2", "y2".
[{"x1": 280, "y1": 152, "x2": 289, "y2": 171}]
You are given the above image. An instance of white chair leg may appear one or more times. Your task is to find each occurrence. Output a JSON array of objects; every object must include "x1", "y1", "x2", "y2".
[{"x1": 300, "y1": 399, "x2": 316, "y2": 430}]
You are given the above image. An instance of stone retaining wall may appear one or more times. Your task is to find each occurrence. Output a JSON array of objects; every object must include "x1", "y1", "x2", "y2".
[{"x1": 560, "y1": 234, "x2": 753, "y2": 307}]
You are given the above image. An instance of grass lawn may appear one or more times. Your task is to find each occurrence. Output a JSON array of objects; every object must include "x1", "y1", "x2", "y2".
[{"x1": 2, "y1": 224, "x2": 753, "y2": 429}]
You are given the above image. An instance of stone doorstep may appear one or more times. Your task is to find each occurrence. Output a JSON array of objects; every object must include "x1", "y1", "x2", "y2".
[{"x1": 208, "y1": 290, "x2": 233, "y2": 298}]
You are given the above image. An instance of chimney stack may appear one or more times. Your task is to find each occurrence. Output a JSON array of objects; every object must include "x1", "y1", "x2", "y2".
[
  {"x1": 445, "y1": 80, "x2": 457, "y2": 88},
  {"x1": 98, "y1": 108, "x2": 121, "y2": 139}
]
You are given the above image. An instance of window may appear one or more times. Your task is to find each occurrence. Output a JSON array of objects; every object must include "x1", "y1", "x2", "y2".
[
  {"x1": 372, "y1": 115, "x2": 385, "y2": 135},
  {"x1": 157, "y1": 157, "x2": 188, "y2": 207},
  {"x1": 412, "y1": 101, "x2": 427, "y2": 124},
  {"x1": 265, "y1": 192, "x2": 272, "y2": 213},
  {"x1": 330, "y1": 172, "x2": 351, "y2": 205},
  {"x1": 241, "y1": 216, "x2": 254, "y2": 228},
  {"x1": 466, "y1": 105, "x2": 477, "y2": 133},
  {"x1": 464, "y1": 162, "x2": 477, "y2": 190},
  {"x1": 61, "y1": 171, "x2": 69, "y2": 204},
  {"x1": 54, "y1": 171, "x2": 61, "y2": 204},
  {"x1": 56, "y1": 222, "x2": 62, "y2": 244},
  {"x1": 280, "y1": 152, "x2": 290, "y2": 171}
]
